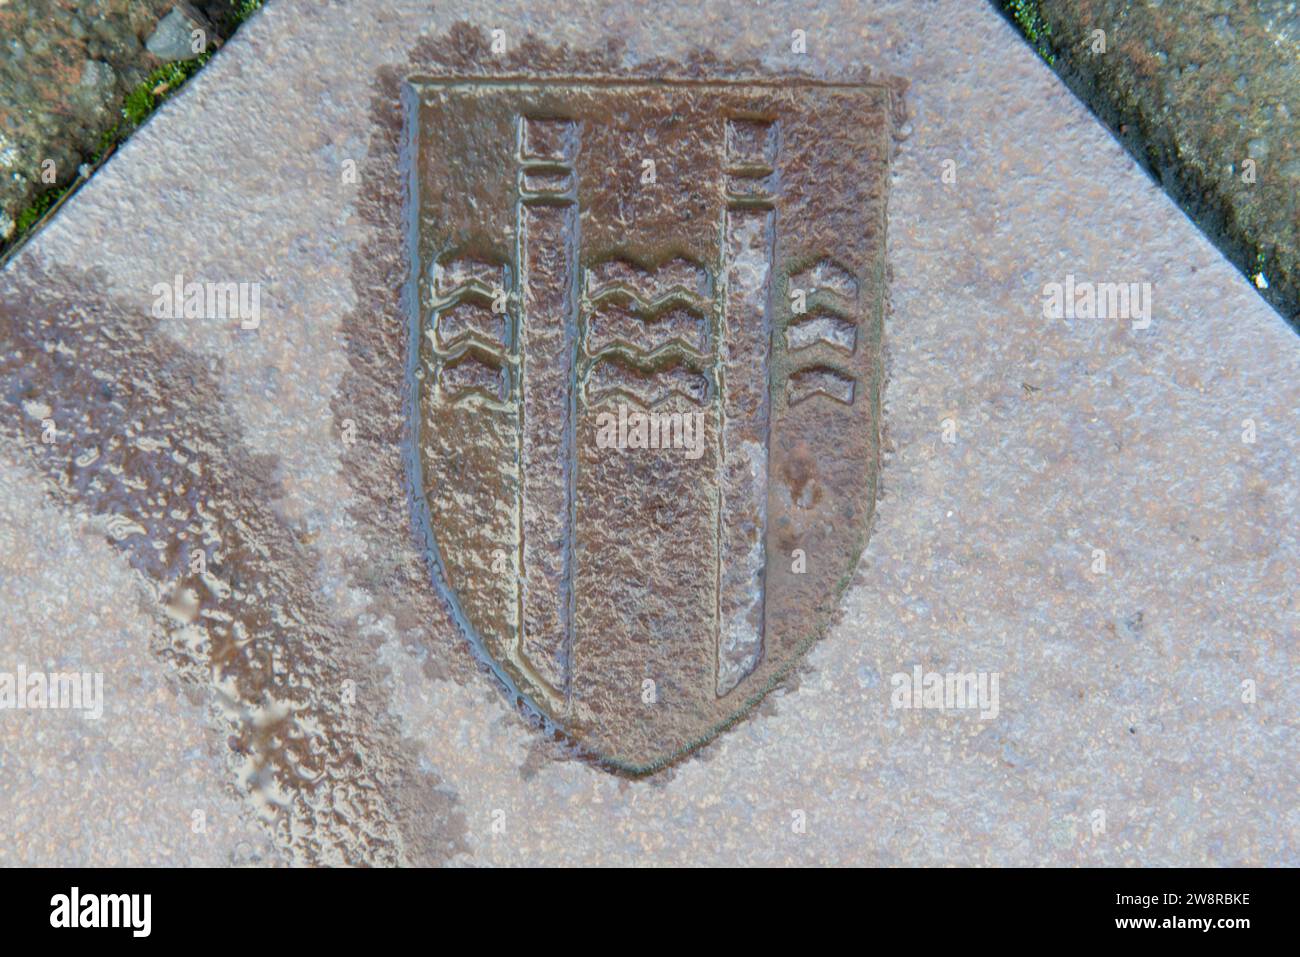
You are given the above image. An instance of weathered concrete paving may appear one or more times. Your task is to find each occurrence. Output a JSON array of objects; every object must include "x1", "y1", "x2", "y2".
[
  {"x1": 996, "y1": 0, "x2": 1300, "y2": 332},
  {"x1": 1, "y1": 0, "x2": 1296, "y2": 865}
]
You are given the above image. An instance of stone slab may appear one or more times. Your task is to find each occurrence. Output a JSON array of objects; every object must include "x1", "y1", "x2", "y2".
[{"x1": 0, "y1": 0, "x2": 1295, "y2": 865}]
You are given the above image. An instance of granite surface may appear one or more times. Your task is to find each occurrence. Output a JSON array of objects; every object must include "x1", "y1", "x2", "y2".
[
  {"x1": 996, "y1": 0, "x2": 1300, "y2": 332},
  {"x1": 0, "y1": 0, "x2": 1295, "y2": 866}
]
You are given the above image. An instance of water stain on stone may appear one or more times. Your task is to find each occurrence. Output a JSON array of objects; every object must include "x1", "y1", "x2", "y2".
[{"x1": 0, "y1": 267, "x2": 467, "y2": 865}]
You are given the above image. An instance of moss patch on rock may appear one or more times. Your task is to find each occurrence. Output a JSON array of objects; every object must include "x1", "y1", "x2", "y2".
[{"x1": 0, "y1": 1, "x2": 263, "y2": 265}]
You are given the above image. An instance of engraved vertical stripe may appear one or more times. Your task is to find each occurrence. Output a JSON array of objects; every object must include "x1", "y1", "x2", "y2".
[
  {"x1": 717, "y1": 205, "x2": 775, "y2": 695},
  {"x1": 517, "y1": 188, "x2": 578, "y2": 700}
]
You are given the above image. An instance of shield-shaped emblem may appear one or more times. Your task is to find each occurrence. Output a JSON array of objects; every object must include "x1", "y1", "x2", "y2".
[{"x1": 407, "y1": 73, "x2": 897, "y2": 771}]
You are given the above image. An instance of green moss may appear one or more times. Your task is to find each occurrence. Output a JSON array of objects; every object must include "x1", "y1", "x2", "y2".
[
  {"x1": 2, "y1": 1, "x2": 266, "y2": 261},
  {"x1": 1000, "y1": 0, "x2": 1056, "y2": 65},
  {"x1": 232, "y1": 0, "x2": 264, "y2": 25},
  {"x1": 14, "y1": 190, "x2": 59, "y2": 235},
  {"x1": 122, "y1": 84, "x2": 156, "y2": 127},
  {"x1": 96, "y1": 124, "x2": 119, "y2": 156},
  {"x1": 122, "y1": 56, "x2": 211, "y2": 127}
]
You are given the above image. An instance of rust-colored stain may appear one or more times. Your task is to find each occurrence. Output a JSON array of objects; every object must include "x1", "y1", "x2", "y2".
[{"x1": 404, "y1": 56, "x2": 901, "y2": 771}]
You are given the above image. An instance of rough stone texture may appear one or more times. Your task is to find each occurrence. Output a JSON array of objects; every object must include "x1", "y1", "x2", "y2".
[
  {"x1": 996, "y1": 0, "x2": 1300, "y2": 332},
  {"x1": 0, "y1": 1, "x2": 239, "y2": 245},
  {"x1": 0, "y1": 449, "x2": 280, "y2": 866},
  {"x1": 0, "y1": 0, "x2": 1296, "y2": 865},
  {"x1": 146, "y1": 5, "x2": 212, "y2": 62}
]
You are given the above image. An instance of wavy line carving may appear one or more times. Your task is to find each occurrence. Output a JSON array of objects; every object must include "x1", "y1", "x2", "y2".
[
  {"x1": 433, "y1": 256, "x2": 508, "y2": 300},
  {"x1": 787, "y1": 366, "x2": 855, "y2": 406},
  {"x1": 585, "y1": 355, "x2": 710, "y2": 409},
  {"x1": 435, "y1": 298, "x2": 507, "y2": 349},
  {"x1": 789, "y1": 259, "x2": 859, "y2": 303},
  {"x1": 786, "y1": 308, "x2": 857, "y2": 354},
  {"x1": 439, "y1": 352, "x2": 506, "y2": 401},
  {"x1": 585, "y1": 257, "x2": 712, "y2": 305},
  {"x1": 585, "y1": 300, "x2": 709, "y2": 357}
]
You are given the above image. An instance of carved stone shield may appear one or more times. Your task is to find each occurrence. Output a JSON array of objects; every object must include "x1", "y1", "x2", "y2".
[{"x1": 407, "y1": 73, "x2": 897, "y2": 771}]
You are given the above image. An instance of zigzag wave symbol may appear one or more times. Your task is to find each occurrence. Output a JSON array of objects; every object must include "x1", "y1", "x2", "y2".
[
  {"x1": 585, "y1": 257, "x2": 713, "y2": 309},
  {"x1": 585, "y1": 298, "x2": 710, "y2": 359},
  {"x1": 585, "y1": 354, "x2": 710, "y2": 410}
]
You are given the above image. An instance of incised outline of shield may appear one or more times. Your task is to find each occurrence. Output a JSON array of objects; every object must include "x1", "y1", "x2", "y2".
[{"x1": 406, "y1": 72, "x2": 897, "y2": 771}]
